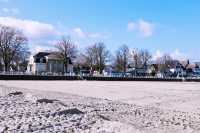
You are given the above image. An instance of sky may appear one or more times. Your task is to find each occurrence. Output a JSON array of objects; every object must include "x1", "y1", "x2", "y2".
[{"x1": 0, "y1": 0, "x2": 200, "y2": 61}]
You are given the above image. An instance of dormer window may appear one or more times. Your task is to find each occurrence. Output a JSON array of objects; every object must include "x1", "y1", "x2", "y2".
[{"x1": 40, "y1": 58, "x2": 46, "y2": 63}]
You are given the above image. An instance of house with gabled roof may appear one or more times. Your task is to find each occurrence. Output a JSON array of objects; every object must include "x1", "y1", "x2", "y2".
[{"x1": 27, "y1": 52, "x2": 73, "y2": 74}]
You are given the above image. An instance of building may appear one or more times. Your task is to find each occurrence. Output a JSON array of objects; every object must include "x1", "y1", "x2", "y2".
[
  {"x1": 27, "y1": 52, "x2": 73, "y2": 74},
  {"x1": 169, "y1": 60, "x2": 185, "y2": 77},
  {"x1": 168, "y1": 60, "x2": 200, "y2": 77},
  {"x1": 126, "y1": 63, "x2": 151, "y2": 77}
]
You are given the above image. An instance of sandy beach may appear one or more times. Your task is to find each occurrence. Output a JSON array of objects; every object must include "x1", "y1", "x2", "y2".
[{"x1": 0, "y1": 81, "x2": 200, "y2": 133}]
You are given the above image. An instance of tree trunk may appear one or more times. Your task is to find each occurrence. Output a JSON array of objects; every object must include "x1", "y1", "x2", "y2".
[
  {"x1": 4, "y1": 62, "x2": 9, "y2": 72},
  {"x1": 100, "y1": 68, "x2": 102, "y2": 74},
  {"x1": 65, "y1": 64, "x2": 68, "y2": 73},
  {"x1": 63, "y1": 64, "x2": 67, "y2": 73},
  {"x1": 4, "y1": 61, "x2": 10, "y2": 72},
  {"x1": 123, "y1": 61, "x2": 126, "y2": 73}
]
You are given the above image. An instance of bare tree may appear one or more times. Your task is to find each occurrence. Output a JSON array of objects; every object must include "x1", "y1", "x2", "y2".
[
  {"x1": 73, "y1": 52, "x2": 88, "y2": 74},
  {"x1": 157, "y1": 54, "x2": 173, "y2": 73},
  {"x1": 96, "y1": 42, "x2": 110, "y2": 74},
  {"x1": 0, "y1": 50, "x2": 2, "y2": 71},
  {"x1": 84, "y1": 42, "x2": 110, "y2": 74},
  {"x1": 0, "y1": 25, "x2": 28, "y2": 71},
  {"x1": 139, "y1": 49, "x2": 152, "y2": 68},
  {"x1": 84, "y1": 45, "x2": 97, "y2": 70},
  {"x1": 131, "y1": 49, "x2": 142, "y2": 68},
  {"x1": 114, "y1": 44, "x2": 129, "y2": 73},
  {"x1": 55, "y1": 37, "x2": 77, "y2": 73},
  {"x1": 13, "y1": 49, "x2": 30, "y2": 71}
]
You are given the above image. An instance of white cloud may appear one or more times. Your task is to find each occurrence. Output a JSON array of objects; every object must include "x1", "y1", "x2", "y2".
[
  {"x1": 0, "y1": 17, "x2": 61, "y2": 39},
  {"x1": 2, "y1": 8, "x2": 20, "y2": 15},
  {"x1": 138, "y1": 19, "x2": 154, "y2": 37},
  {"x1": 152, "y1": 49, "x2": 188, "y2": 61},
  {"x1": 73, "y1": 27, "x2": 108, "y2": 39},
  {"x1": 73, "y1": 28, "x2": 86, "y2": 38},
  {"x1": 0, "y1": 17, "x2": 109, "y2": 53},
  {"x1": 34, "y1": 46, "x2": 46, "y2": 53},
  {"x1": 127, "y1": 19, "x2": 155, "y2": 37},
  {"x1": 32, "y1": 45, "x2": 54, "y2": 54},
  {"x1": 0, "y1": 16, "x2": 107, "y2": 41}
]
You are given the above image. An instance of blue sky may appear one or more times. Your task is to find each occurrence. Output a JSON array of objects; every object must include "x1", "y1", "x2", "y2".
[{"x1": 0, "y1": 0, "x2": 200, "y2": 61}]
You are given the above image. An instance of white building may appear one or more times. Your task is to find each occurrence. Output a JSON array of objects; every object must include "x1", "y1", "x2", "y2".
[{"x1": 27, "y1": 52, "x2": 73, "y2": 74}]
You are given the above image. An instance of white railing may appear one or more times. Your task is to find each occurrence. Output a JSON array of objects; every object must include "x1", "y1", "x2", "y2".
[{"x1": 0, "y1": 71, "x2": 200, "y2": 80}]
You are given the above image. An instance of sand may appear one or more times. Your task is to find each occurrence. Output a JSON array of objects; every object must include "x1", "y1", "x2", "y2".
[
  {"x1": 1, "y1": 81, "x2": 200, "y2": 112},
  {"x1": 0, "y1": 81, "x2": 200, "y2": 132}
]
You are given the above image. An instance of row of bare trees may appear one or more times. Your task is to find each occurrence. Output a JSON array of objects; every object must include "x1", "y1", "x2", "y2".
[
  {"x1": 59, "y1": 41, "x2": 110, "y2": 74},
  {"x1": 56, "y1": 39, "x2": 153, "y2": 74},
  {"x1": 113, "y1": 45, "x2": 152, "y2": 72},
  {"x1": 0, "y1": 25, "x2": 178, "y2": 74},
  {"x1": 54, "y1": 37, "x2": 176, "y2": 75},
  {"x1": 58, "y1": 39, "x2": 191, "y2": 76}
]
